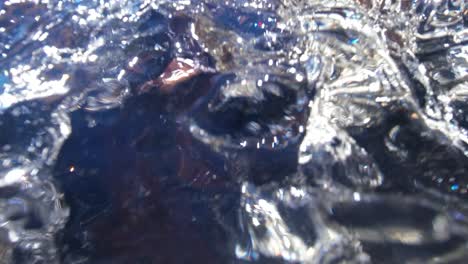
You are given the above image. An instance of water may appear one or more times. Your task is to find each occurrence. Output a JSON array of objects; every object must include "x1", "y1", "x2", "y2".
[{"x1": 0, "y1": 0, "x2": 467, "y2": 263}]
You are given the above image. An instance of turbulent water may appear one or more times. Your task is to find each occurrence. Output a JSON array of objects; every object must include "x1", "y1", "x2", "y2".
[{"x1": 0, "y1": 0, "x2": 467, "y2": 263}]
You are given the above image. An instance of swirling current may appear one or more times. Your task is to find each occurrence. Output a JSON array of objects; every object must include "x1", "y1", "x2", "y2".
[{"x1": 0, "y1": 0, "x2": 467, "y2": 263}]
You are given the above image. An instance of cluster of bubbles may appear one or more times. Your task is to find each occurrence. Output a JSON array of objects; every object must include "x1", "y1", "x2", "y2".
[{"x1": 0, "y1": 0, "x2": 467, "y2": 263}]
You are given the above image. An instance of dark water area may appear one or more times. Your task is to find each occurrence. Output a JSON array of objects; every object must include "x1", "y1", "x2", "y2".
[
  {"x1": 0, "y1": 0, "x2": 468, "y2": 263},
  {"x1": 54, "y1": 95, "x2": 238, "y2": 263}
]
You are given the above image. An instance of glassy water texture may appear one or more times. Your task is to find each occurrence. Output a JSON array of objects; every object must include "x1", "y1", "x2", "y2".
[{"x1": 0, "y1": 0, "x2": 467, "y2": 263}]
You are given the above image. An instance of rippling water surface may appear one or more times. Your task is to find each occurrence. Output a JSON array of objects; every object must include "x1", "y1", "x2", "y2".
[{"x1": 0, "y1": 0, "x2": 467, "y2": 263}]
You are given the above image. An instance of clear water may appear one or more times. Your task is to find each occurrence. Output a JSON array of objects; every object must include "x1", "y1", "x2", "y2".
[{"x1": 0, "y1": 0, "x2": 467, "y2": 263}]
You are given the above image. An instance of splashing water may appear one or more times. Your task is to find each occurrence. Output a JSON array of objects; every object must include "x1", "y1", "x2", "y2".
[{"x1": 0, "y1": 0, "x2": 467, "y2": 263}]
